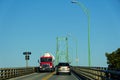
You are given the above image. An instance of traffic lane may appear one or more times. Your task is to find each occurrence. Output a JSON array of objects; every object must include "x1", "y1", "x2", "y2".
[
  {"x1": 8, "y1": 72, "x2": 50, "y2": 80},
  {"x1": 48, "y1": 72, "x2": 79, "y2": 80}
]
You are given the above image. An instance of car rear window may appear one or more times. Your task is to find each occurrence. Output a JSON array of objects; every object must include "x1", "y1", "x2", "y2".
[{"x1": 58, "y1": 63, "x2": 69, "y2": 66}]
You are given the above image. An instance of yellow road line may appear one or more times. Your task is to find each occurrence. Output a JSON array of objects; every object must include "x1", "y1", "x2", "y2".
[{"x1": 42, "y1": 72, "x2": 55, "y2": 80}]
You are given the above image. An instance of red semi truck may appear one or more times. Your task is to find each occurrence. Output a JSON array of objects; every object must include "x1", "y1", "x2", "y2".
[{"x1": 39, "y1": 52, "x2": 55, "y2": 72}]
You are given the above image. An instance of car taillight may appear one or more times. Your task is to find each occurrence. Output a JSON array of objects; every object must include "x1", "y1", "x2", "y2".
[
  {"x1": 58, "y1": 66, "x2": 61, "y2": 68},
  {"x1": 67, "y1": 66, "x2": 70, "y2": 68}
]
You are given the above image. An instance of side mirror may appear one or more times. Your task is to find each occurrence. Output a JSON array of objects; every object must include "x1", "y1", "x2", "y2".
[{"x1": 38, "y1": 59, "x2": 40, "y2": 63}]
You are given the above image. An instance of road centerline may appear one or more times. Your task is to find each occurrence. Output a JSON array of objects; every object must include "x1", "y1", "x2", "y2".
[{"x1": 42, "y1": 72, "x2": 55, "y2": 80}]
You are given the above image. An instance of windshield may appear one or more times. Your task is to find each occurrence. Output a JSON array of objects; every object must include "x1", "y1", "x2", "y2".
[
  {"x1": 41, "y1": 58, "x2": 52, "y2": 62},
  {"x1": 58, "y1": 63, "x2": 69, "y2": 66}
]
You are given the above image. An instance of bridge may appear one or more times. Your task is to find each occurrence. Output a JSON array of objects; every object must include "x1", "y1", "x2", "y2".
[
  {"x1": 0, "y1": 36, "x2": 120, "y2": 80},
  {"x1": 0, "y1": 36, "x2": 119, "y2": 80},
  {"x1": 0, "y1": 0, "x2": 120, "y2": 80},
  {"x1": 0, "y1": 66, "x2": 120, "y2": 80},
  {"x1": 0, "y1": 37, "x2": 120, "y2": 80}
]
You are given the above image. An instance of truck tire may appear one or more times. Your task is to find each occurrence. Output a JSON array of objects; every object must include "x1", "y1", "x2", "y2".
[
  {"x1": 69, "y1": 72, "x2": 71, "y2": 75},
  {"x1": 56, "y1": 72, "x2": 59, "y2": 75}
]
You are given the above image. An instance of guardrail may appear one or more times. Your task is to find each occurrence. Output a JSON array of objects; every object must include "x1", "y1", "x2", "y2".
[
  {"x1": 71, "y1": 66, "x2": 120, "y2": 80},
  {"x1": 1, "y1": 66, "x2": 120, "y2": 80},
  {"x1": 0, "y1": 67, "x2": 37, "y2": 80}
]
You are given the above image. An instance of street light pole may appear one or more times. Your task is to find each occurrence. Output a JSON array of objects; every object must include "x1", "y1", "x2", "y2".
[
  {"x1": 71, "y1": 0, "x2": 91, "y2": 67},
  {"x1": 56, "y1": 37, "x2": 59, "y2": 65},
  {"x1": 66, "y1": 37, "x2": 69, "y2": 63}
]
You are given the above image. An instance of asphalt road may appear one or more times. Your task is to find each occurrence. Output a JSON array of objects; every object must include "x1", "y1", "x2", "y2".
[{"x1": 8, "y1": 72, "x2": 81, "y2": 80}]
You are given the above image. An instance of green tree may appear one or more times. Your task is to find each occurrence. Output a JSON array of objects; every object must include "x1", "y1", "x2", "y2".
[{"x1": 105, "y1": 48, "x2": 120, "y2": 69}]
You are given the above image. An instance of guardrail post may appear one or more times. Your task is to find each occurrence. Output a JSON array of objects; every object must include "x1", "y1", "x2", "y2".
[
  {"x1": 1, "y1": 69, "x2": 3, "y2": 79},
  {"x1": 5, "y1": 69, "x2": 6, "y2": 79},
  {"x1": 14, "y1": 69, "x2": 16, "y2": 77}
]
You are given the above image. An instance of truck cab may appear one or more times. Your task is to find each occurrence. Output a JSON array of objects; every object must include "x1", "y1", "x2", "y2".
[{"x1": 39, "y1": 53, "x2": 55, "y2": 72}]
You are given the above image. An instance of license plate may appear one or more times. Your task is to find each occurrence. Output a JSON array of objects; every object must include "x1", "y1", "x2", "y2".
[{"x1": 62, "y1": 68, "x2": 65, "y2": 70}]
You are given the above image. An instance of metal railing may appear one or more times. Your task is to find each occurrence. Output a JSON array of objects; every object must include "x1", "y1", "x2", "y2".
[
  {"x1": 0, "y1": 67, "x2": 37, "y2": 80},
  {"x1": 71, "y1": 66, "x2": 120, "y2": 80},
  {"x1": 1, "y1": 66, "x2": 120, "y2": 80}
]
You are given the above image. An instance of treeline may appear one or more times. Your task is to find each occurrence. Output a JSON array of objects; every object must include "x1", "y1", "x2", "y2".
[{"x1": 105, "y1": 48, "x2": 120, "y2": 69}]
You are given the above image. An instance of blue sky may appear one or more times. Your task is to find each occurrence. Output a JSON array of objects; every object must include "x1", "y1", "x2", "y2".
[{"x1": 0, "y1": 0, "x2": 120, "y2": 68}]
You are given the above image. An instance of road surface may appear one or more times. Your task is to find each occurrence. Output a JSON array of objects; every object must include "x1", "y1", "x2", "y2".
[{"x1": 8, "y1": 72, "x2": 82, "y2": 80}]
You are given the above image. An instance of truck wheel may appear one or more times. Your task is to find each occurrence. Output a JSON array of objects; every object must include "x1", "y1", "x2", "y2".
[
  {"x1": 53, "y1": 68, "x2": 55, "y2": 71},
  {"x1": 56, "y1": 72, "x2": 59, "y2": 75},
  {"x1": 69, "y1": 72, "x2": 71, "y2": 75},
  {"x1": 50, "y1": 70, "x2": 53, "y2": 72},
  {"x1": 51, "y1": 68, "x2": 55, "y2": 72}
]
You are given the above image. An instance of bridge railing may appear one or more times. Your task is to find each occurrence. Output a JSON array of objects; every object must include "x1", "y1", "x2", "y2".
[
  {"x1": 0, "y1": 67, "x2": 37, "y2": 80},
  {"x1": 71, "y1": 66, "x2": 120, "y2": 80}
]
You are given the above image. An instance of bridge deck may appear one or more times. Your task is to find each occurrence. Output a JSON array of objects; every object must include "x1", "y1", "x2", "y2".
[{"x1": 8, "y1": 72, "x2": 82, "y2": 80}]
